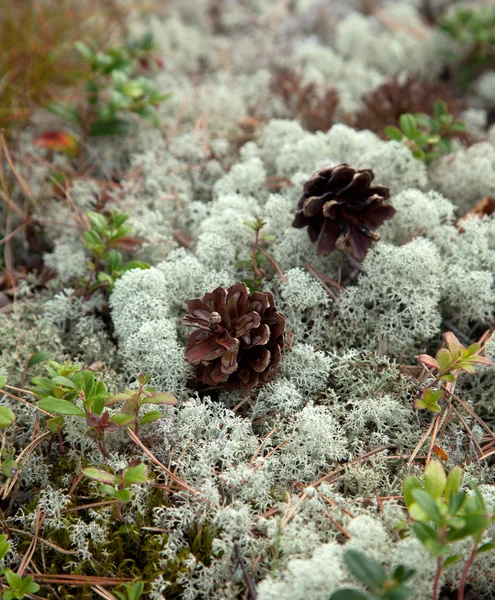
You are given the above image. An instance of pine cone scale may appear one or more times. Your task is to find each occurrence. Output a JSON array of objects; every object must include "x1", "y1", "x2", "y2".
[
  {"x1": 184, "y1": 283, "x2": 285, "y2": 391},
  {"x1": 293, "y1": 163, "x2": 395, "y2": 259}
]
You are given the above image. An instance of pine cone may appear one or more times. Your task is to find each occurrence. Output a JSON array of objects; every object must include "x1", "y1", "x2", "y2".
[
  {"x1": 183, "y1": 283, "x2": 285, "y2": 392},
  {"x1": 293, "y1": 163, "x2": 395, "y2": 259},
  {"x1": 353, "y1": 76, "x2": 463, "y2": 138}
]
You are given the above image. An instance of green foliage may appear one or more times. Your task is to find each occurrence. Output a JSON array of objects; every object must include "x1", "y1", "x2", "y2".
[
  {"x1": 330, "y1": 550, "x2": 415, "y2": 600},
  {"x1": 415, "y1": 332, "x2": 492, "y2": 413},
  {"x1": 33, "y1": 360, "x2": 119, "y2": 458},
  {"x1": 235, "y1": 219, "x2": 276, "y2": 291},
  {"x1": 83, "y1": 460, "x2": 148, "y2": 520},
  {"x1": 105, "y1": 373, "x2": 177, "y2": 436},
  {"x1": 113, "y1": 581, "x2": 145, "y2": 600},
  {"x1": 2, "y1": 570, "x2": 40, "y2": 600},
  {"x1": 82, "y1": 210, "x2": 149, "y2": 294},
  {"x1": 403, "y1": 461, "x2": 495, "y2": 597},
  {"x1": 385, "y1": 102, "x2": 467, "y2": 162},
  {"x1": 440, "y1": 6, "x2": 495, "y2": 88},
  {"x1": 48, "y1": 33, "x2": 169, "y2": 139}
]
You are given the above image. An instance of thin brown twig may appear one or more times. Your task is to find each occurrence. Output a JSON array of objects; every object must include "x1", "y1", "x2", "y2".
[
  {"x1": 258, "y1": 248, "x2": 287, "y2": 283},
  {"x1": 310, "y1": 446, "x2": 391, "y2": 488},
  {"x1": 127, "y1": 428, "x2": 201, "y2": 497},
  {"x1": 248, "y1": 427, "x2": 278, "y2": 468},
  {"x1": 304, "y1": 261, "x2": 338, "y2": 301},
  {"x1": 323, "y1": 511, "x2": 352, "y2": 539},
  {"x1": 408, "y1": 420, "x2": 435, "y2": 465}
]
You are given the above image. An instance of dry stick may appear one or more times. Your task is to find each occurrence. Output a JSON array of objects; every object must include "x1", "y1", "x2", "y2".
[
  {"x1": 27, "y1": 575, "x2": 132, "y2": 585},
  {"x1": 408, "y1": 420, "x2": 436, "y2": 465},
  {"x1": 446, "y1": 400, "x2": 484, "y2": 458},
  {"x1": 252, "y1": 440, "x2": 289, "y2": 473},
  {"x1": 10, "y1": 528, "x2": 75, "y2": 556},
  {"x1": 442, "y1": 386, "x2": 495, "y2": 439},
  {"x1": 323, "y1": 511, "x2": 352, "y2": 539},
  {"x1": 248, "y1": 427, "x2": 278, "y2": 468},
  {"x1": 234, "y1": 544, "x2": 258, "y2": 600},
  {"x1": 1, "y1": 432, "x2": 51, "y2": 500},
  {"x1": 320, "y1": 494, "x2": 356, "y2": 519},
  {"x1": 425, "y1": 413, "x2": 442, "y2": 466},
  {"x1": 127, "y1": 428, "x2": 201, "y2": 497},
  {"x1": 2, "y1": 388, "x2": 54, "y2": 417},
  {"x1": 304, "y1": 261, "x2": 345, "y2": 291},
  {"x1": 1, "y1": 132, "x2": 36, "y2": 205},
  {"x1": 92, "y1": 585, "x2": 119, "y2": 600},
  {"x1": 304, "y1": 261, "x2": 338, "y2": 301},
  {"x1": 17, "y1": 509, "x2": 42, "y2": 578},
  {"x1": 310, "y1": 445, "x2": 390, "y2": 488},
  {"x1": 258, "y1": 248, "x2": 287, "y2": 284},
  {"x1": 62, "y1": 500, "x2": 118, "y2": 514}
]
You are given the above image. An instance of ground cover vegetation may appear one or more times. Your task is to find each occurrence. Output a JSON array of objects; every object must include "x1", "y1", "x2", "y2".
[{"x1": 1, "y1": 1, "x2": 495, "y2": 598}]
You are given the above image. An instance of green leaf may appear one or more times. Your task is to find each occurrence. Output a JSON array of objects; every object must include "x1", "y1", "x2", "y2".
[
  {"x1": 469, "y1": 482, "x2": 487, "y2": 513},
  {"x1": 439, "y1": 374, "x2": 456, "y2": 383},
  {"x1": 443, "y1": 554, "x2": 462, "y2": 567},
  {"x1": 343, "y1": 549, "x2": 386, "y2": 589},
  {"x1": 445, "y1": 466, "x2": 463, "y2": 500},
  {"x1": 411, "y1": 489, "x2": 444, "y2": 526},
  {"x1": 139, "y1": 410, "x2": 161, "y2": 425},
  {"x1": 448, "y1": 491, "x2": 467, "y2": 516},
  {"x1": 403, "y1": 476, "x2": 422, "y2": 508},
  {"x1": 48, "y1": 101, "x2": 82, "y2": 124},
  {"x1": 399, "y1": 114, "x2": 418, "y2": 138},
  {"x1": 39, "y1": 397, "x2": 86, "y2": 417},
  {"x1": 123, "y1": 463, "x2": 147, "y2": 485},
  {"x1": 83, "y1": 467, "x2": 119, "y2": 485},
  {"x1": 99, "y1": 483, "x2": 117, "y2": 497},
  {"x1": 106, "y1": 249, "x2": 122, "y2": 273},
  {"x1": 424, "y1": 460, "x2": 447, "y2": 500},
  {"x1": 75, "y1": 40, "x2": 94, "y2": 61},
  {"x1": 477, "y1": 542, "x2": 495, "y2": 554},
  {"x1": 436, "y1": 348, "x2": 453, "y2": 373},
  {"x1": 52, "y1": 375, "x2": 77, "y2": 389},
  {"x1": 449, "y1": 121, "x2": 468, "y2": 132},
  {"x1": 330, "y1": 591, "x2": 369, "y2": 600},
  {"x1": 118, "y1": 261, "x2": 150, "y2": 273},
  {"x1": 110, "y1": 413, "x2": 135, "y2": 426},
  {"x1": 115, "y1": 489, "x2": 133, "y2": 503},
  {"x1": 142, "y1": 392, "x2": 177, "y2": 405},
  {"x1": 87, "y1": 211, "x2": 108, "y2": 232},
  {"x1": 446, "y1": 514, "x2": 491, "y2": 542},
  {"x1": 0, "y1": 406, "x2": 15, "y2": 429},
  {"x1": 27, "y1": 351, "x2": 52, "y2": 369},
  {"x1": 1, "y1": 458, "x2": 18, "y2": 478},
  {"x1": 105, "y1": 392, "x2": 135, "y2": 407},
  {"x1": 0, "y1": 375, "x2": 6, "y2": 389},
  {"x1": 89, "y1": 118, "x2": 133, "y2": 137}
]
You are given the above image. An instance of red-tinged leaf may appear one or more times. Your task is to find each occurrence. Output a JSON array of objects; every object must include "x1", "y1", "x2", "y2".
[
  {"x1": 469, "y1": 355, "x2": 493, "y2": 366},
  {"x1": 418, "y1": 354, "x2": 440, "y2": 370},
  {"x1": 34, "y1": 131, "x2": 79, "y2": 156},
  {"x1": 444, "y1": 332, "x2": 463, "y2": 359},
  {"x1": 433, "y1": 445, "x2": 449, "y2": 461},
  {"x1": 83, "y1": 467, "x2": 118, "y2": 485}
]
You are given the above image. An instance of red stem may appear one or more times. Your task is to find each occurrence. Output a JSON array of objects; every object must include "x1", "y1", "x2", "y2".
[
  {"x1": 458, "y1": 544, "x2": 478, "y2": 600},
  {"x1": 432, "y1": 556, "x2": 442, "y2": 600}
]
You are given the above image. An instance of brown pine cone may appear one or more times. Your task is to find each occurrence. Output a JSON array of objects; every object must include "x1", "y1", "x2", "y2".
[
  {"x1": 293, "y1": 163, "x2": 395, "y2": 259},
  {"x1": 183, "y1": 283, "x2": 285, "y2": 392},
  {"x1": 353, "y1": 76, "x2": 464, "y2": 138}
]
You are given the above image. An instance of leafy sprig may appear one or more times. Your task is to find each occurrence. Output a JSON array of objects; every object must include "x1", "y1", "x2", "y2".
[
  {"x1": 403, "y1": 461, "x2": 495, "y2": 600},
  {"x1": 330, "y1": 550, "x2": 415, "y2": 600},
  {"x1": 385, "y1": 102, "x2": 467, "y2": 162},
  {"x1": 81, "y1": 210, "x2": 149, "y2": 295}
]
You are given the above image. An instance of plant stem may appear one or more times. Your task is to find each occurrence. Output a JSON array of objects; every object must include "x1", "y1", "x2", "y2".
[
  {"x1": 432, "y1": 528, "x2": 447, "y2": 600},
  {"x1": 458, "y1": 544, "x2": 478, "y2": 600},
  {"x1": 432, "y1": 556, "x2": 442, "y2": 600}
]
